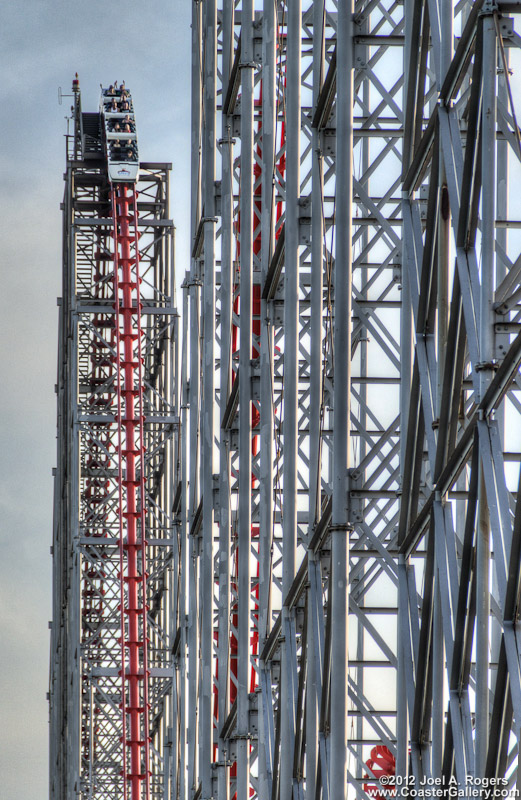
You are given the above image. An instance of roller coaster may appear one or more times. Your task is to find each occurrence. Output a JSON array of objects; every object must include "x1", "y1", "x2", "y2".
[
  {"x1": 51, "y1": 2, "x2": 521, "y2": 798},
  {"x1": 50, "y1": 76, "x2": 175, "y2": 800},
  {"x1": 100, "y1": 83, "x2": 139, "y2": 183}
]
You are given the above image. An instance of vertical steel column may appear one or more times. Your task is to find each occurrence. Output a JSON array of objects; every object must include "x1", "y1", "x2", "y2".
[
  {"x1": 437, "y1": 0, "x2": 452, "y2": 392},
  {"x1": 217, "y1": 4, "x2": 234, "y2": 800},
  {"x1": 437, "y1": 0, "x2": 452, "y2": 404},
  {"x1": 237, "y1": 1, "x2": 254, "y2": 797},
  {"x1": 480, "y1": 12, "x2": 497, "y2": 394},
  {"x1": 476, "y1": 9, "x2": 497, "y2": 777},
  {"x1": 307, "y1": 2, "x2": 325, "y2": 795},
  {"x1": 281, "y1": 1, "x2": 301, "y2": 796},
  {"x1": 187, "y1": 316, "x2": 200, "y2": 798},
  {"x1": 492, "y1": 18, "x2": 509, "y2": 678},
  {"x1": 398, "y1": 1, "x2": 414, "y2": 789},
  {"x1": 201, "y1": 0, "x2": 217, "y2": 796},
  {"x1": 330, "y1": 2, "x2": 353, "y2": 797},
  {"x1": 355, "y1": 11, "x2": 370, "y2": 784},
  {"x1": 169, "y1": 214, "x2": 178, "y2": 800},
  {"x1": 309, "y1": 0, "x2": 325, "y2": 550},
  {"x1": 189, "y1": 2, "x2": 202, "y2": 791},
  {"x1": 192, "y1": 3, "x2": 202, "y2": 240},
  {"x1": 69, "y1": 223, "x2": 81, "y2": 800},
  {"x1": 431, "y1": 582, "x2": 444, "y2": 777},
  {"x1": 283, "y1": 0, "x2": 301, "y2": 590},
  {"x1": 258, "y1": 8, "x2": 276, "y2": 795},
  {"x1": 179, "y1": 280, "x2": 190, "y2": 800},
  {"x1": 432, "y1": 0, "x2": 454, "y2": 778},
  {"x1": 259, "y1": 0, "x2": 275, "y2": 657}
]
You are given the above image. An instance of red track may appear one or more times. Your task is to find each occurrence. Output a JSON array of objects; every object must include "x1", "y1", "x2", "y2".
[{"x1": 111, "y1": 183, "x2": 150, "y2": 800}]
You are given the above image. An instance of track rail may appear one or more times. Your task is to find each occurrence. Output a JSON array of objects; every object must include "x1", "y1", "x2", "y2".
[{"x1": 111, "y1": 183, "x2": 150, "y2": 800}]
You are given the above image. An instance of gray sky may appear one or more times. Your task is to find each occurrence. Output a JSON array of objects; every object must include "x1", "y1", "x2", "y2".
[{"x1": 0, "y1": 3, "x2": 191, "y2": 798}]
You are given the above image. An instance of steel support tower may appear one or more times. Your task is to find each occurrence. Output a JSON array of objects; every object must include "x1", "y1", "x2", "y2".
[
  {"x1": 176, "y1": 0, "x2": 521, "y2": 798},
  {"x1": 49, "y1": 81, "x2": 178, "y2": 800}
]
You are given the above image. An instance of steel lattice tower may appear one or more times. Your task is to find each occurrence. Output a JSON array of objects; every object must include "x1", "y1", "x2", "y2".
[
  {"x1": 51, "y1": 1, "x2": 521, "y2": 797},
  {"x1": 49, "y1": 81, "x2": 178, "y2": 799}
]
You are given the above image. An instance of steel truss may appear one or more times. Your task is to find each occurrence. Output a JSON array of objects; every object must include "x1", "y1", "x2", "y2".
[
  {"x1": 49, "y1": 87, "x2": 178, "y2": 800},
  {"x1": 177, "y1": 0, "x2": 521, "y2": 798},
  {"x1": 401, "y1": 0, "x2": 521, "y2": 789}
]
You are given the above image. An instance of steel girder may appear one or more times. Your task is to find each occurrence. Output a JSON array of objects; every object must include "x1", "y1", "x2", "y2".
[{"x1": 50, "y1": 96, "x2": 178, "y2": 798}]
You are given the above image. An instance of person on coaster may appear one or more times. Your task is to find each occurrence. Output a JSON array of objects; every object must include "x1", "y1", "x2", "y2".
[
  {"x1": 120, "y1": 97, "x2": 130, "y2": 112},
  {"x1": 123, "y1": 114, "x2": 133, "y2": 129},
  {"x1": 107, "y1": 84, "x2": 115, "y2": 96},
  {"x1": 109, "y1": 97, "x2": 118, "y2": 112}
]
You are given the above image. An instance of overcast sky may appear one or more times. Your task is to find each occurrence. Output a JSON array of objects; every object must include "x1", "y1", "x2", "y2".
[{"x1": 0, "y1": 3, "x2": 191, "y2": 798}]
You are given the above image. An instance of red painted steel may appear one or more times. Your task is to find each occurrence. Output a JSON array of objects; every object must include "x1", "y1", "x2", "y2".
[
  {"x1": 363, "y1": 745, "x2": 396, "y2": 799},
  {"x1": 111, "y1": 183, "x2": 150, "y2": 800}
]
